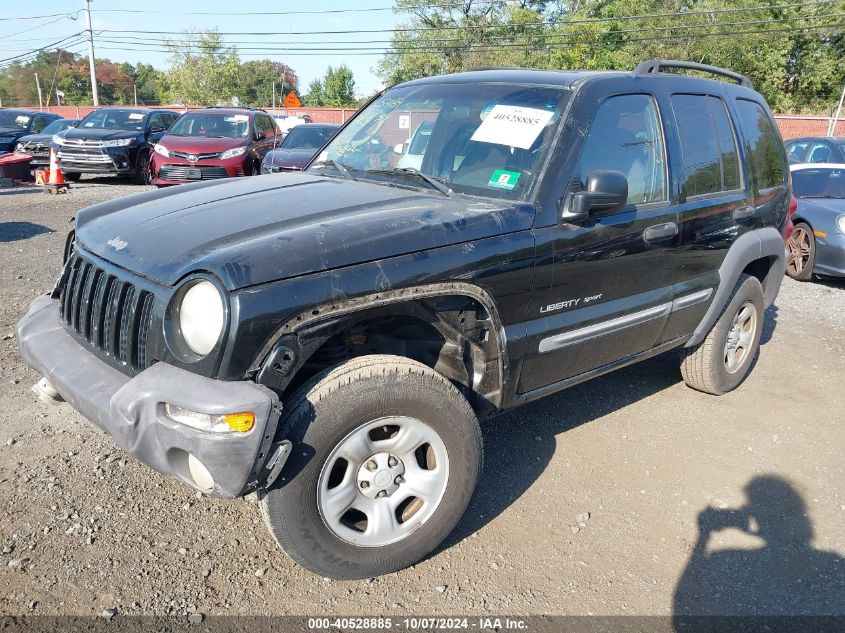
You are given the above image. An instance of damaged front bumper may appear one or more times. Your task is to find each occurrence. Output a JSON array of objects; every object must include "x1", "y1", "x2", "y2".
[{"x1": 16, "y1": 295, "x2": 284, "y2": 498}]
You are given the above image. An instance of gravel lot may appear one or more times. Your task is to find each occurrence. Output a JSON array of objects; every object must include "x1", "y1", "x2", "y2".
[{"x1": 1, "y1": 176, "x2": 843, "y2": 618}]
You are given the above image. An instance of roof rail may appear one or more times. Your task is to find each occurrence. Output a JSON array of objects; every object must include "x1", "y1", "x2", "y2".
[{"x1": 634, "y1": 59, "x2": 753, "y2": 89}]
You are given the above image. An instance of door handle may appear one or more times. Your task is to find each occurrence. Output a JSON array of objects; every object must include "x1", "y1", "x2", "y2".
[
  {"x1": 733, "y1": 206, "x2": 756, "y2": 220},
  {"x1": 643, "y1": 222, "x2": 678, "y2": 241}
]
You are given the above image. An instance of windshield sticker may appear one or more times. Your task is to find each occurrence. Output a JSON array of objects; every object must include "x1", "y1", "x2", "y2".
[
  {"x1": 128, "y1": 113, "x2": 144, "y2": 120},
  {"x1": 487, "y1": 169, "x2": 521, "y2": 191},
  {"x1": 225, "y1": 115, "x2": 249, "y2": 122},
  {"x1": 471, "y1": 104, "x2": 554, "y2": 150},
  {"x1": 16, "y1": 115, "x2": 31, "y2": 125}
]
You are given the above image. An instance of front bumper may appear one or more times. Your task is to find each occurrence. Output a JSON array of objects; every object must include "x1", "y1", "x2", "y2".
[
  {"x1": 152, "y1": 155, "x2": 247, "y2": 185},
  {"x1": 16, "y1": 295, "x2": 282, "y2": 498},
  {"x1": 57, "y1": 146, "x2": 135, "y2": 175},
  {"x1": 815, "y1": 232, "x2": 845, "y2": 277}
]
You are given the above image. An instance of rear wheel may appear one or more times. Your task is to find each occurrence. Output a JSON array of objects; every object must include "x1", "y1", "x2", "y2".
[
  {"x1": 786, "y1": 222, "x2": 815, "y2": 281},
  {"x1": 680, "y1": 274, "x2": 764, "y2": 395},
  {"x1": 260, "y1": 355, "x2": 482, "y2": 579}
]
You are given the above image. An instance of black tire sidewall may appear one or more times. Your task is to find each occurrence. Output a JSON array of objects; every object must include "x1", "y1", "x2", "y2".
[
  {"x1": 134, "y1": 150, "x2": 151, "y2": 185},
  {"x1": 263, "y1": 364, "x2": 481, "y2": 579},
  {"x1": 709, "y1": 275, "x2": 765, "y2": 393}
]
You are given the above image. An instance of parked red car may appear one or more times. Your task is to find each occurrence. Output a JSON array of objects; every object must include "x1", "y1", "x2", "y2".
[{"x1": 151, "y1": 108, "x2": 280, "y2": 185}]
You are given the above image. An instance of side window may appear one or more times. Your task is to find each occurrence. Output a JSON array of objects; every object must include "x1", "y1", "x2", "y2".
[
  {"x1": 148, "y1": 113, "x2": 163, "y2": 131},
  {"x1": 163, "y1": 114, "x2": 179, "y2": 129},
  {"x1": 31, "y1": 116, "x2": 49, "y2": 133},
  {"x1": 578, "y1": 94, "x2": 667, "y2": 205},
  {"x1": 263, "y1": 115, "x2": 277, "y2": 135},
  {"x1": 806, "y1": 142, "x2": 832, "y2": 163},
  {"x1": 672, "y1": 94, "x2": 740, "y2": 197},
  {"x1": 734, "y1": 99, "x2": 787, "y2": 191},
  {"x1": 786, "y1": 141, "x2": 808, "y2": 162}
]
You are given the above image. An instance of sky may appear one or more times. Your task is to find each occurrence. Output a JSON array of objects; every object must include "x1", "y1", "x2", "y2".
[{"x1": 0, "y1": 0, "x2": 405, "y2": 97}]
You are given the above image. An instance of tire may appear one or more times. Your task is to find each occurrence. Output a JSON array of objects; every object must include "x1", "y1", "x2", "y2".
[
  {"x1": 63, "y1": 172, "x2": 81, "y2": 182},
  {"x1": 132, "y1": 150, "x2": 152, "y2": 185},
  {"x1": 680, "y1": 274, "x2": 764, "y2": 395},
  {"x1": 245, "y1": 158, "x2": 260, "y2": 176},
  {"x1": 260, "y1": 354, "x2": 482, "y2": 580},
  {"x1": 786, "y1": 222, "x2": 816, "y2": 281}
]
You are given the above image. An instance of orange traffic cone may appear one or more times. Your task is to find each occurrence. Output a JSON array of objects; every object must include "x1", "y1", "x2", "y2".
[{"x1": 45, "y1": 146, "x2": 68, "y2": 194}]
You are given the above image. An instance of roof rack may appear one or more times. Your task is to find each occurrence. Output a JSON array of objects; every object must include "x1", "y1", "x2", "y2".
[{"x1": 634, "y1": 59, "x2": 753, "y2": 89}]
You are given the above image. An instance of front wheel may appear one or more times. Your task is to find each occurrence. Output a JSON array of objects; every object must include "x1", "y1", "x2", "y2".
[
  {"x1": 260, "y1": 355, "x2": 482, "y2": 579},
  {"x1": 786, "y1": 222, "x2": 815, "y2": 281},
  {"x1": 132, "y1": 150, "x2": 152, "y2": 185}
]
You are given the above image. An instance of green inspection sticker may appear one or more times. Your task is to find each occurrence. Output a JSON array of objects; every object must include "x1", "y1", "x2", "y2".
[{"x1": 488, "y1": 169, "x2": 521, "y2": 190}]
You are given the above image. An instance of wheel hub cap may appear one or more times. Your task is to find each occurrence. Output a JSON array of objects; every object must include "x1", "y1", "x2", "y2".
[{"x1": 357, "y1": 452, "x2": 405, "y2": 499}]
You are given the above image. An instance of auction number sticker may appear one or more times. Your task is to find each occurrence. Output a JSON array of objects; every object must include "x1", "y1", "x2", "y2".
[{"x1": 470, "y1": 104, "x2": 554, "y2": 149}]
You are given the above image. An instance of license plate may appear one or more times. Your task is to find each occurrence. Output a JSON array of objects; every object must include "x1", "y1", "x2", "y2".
[{"x1": 186, "y1": 168, "x2": 201, "y2": 179}]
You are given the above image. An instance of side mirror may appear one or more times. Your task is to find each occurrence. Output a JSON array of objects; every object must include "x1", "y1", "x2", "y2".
[
  {"x1": 562, "y1": 170, "x2": 628, "y2": 221},
  {"x1": 393, "y1": 143, "x2": 405, "y2": 155}
]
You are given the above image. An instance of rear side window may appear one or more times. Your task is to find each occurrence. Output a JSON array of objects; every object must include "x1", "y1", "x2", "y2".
[
  {"x1": 672, "y1": 94, "x2": 740, "y2": 197},
  {"x1": 806, "y1": 141, "x2": 832, "y2": 163},
  {"x1": 733, "y1": 99, "x2": 786, "y2": 191},
  {"x1": 786, "y1": 141, "x2": 808, "y2": 162}
]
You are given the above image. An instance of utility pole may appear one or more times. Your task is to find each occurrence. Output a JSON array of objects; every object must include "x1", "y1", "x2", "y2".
[
  {"x1": 272, "y1": 82, "x2": 276, "y2": 111},
  {"x1": 34, "y1": 73, "x2": 44, "y2": 109},
  {"x1": 83, "y1": 0, "x2": 99, "y2": 106},
  {"x1": 133, "y1": 83, "x2": 137, "y2": 106}
]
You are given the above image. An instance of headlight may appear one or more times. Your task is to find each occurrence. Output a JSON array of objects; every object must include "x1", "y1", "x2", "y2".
[
  {"x1": 164, "y1": 404, "x2": 255, "y2": 433},
  {"x1": 261, "y1": 161, "x2": 273, "y2": 174},
  {"x1": 14, "y1": 143, "x2": 23, "y2": 153},
  {"x1": 153, "y1": 143, "x2": 169, "y2": 157},
  {"x1": 220, "y1": 146, "x2": 247, "y2": 160},
  {"x1": 837, "y1": 215, "x2": 845, "y2": 234},
  {"x1": 178, "y1": 280, "x2": 225, "y2": 356},
  {"x1": 102, "y1": 138, "x2": 133, "y2": 147},
  {"x1": 52, "y1": 134, "x2": 66, "y2": 145}
]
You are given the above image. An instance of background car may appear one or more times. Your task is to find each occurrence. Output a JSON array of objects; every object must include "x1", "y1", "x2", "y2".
[
  {"x1": 786, "y1": 163, "x2": 845, "y2": 280},
  {"x1": 273, "y1": 114, "x2": 313, "y2": 137},
  {"x1": 0, "y1": 109, "x2": 62, "y2": 154},
  {"x1": 152, "y1": 108, "x2": 280, "y2": 185},
  {"x1": 392, "y1": 120, "x2": 434, "y2": 170},
  {"x1": 14, "y1": 118, "x2": 79, "y2": 167},
  {"x1": 54, "y1": 108, "x2": 180, "y2": 184},
  {"x1": 785, "y1": 136, "x2": 845, "y2": 164},
  {"x1": 261, "y1": 123, "x2": 339, "y2": 173}
]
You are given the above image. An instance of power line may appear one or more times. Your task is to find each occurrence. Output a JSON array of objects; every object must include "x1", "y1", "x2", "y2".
[
  {"x1": 0, "y1": 14, "x2": 79, "y2": 41},
  {"x1": 0, "y1": 11, "x2": 81, "y2": 22},
  {"x1": 92, "y1": 12, "x2": 845, "y2": 50},
  {"x1": 90, "y1": 0, "x2": 840, "y2": 36},
  {"x1": 0, "y1": 33, "x2": 86, "y2": 65},
  {"x1": 90, "y1": 22, "x2": 845, "y2": 57}
]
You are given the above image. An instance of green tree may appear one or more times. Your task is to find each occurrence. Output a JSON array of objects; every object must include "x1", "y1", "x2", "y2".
[
  {"x1": 304, "y1": 65, "x2": 357, "y2": 107},
  {"x1": 162, "y1": 30, "x2": 241, "y2": 105}
]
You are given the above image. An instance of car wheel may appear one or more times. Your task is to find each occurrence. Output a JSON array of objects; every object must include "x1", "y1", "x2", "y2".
[
  {"x1": 260, "y1": 354, "x2": 482, "y2": 580},
  {"x1": 680, "y1": 273, "x2": 764, "y2": 395},
  {"x1": 245, "y1": 158, "x2": 261, "y2": 176},
  {"x1": 785, "y1": 222, "x2": 815, "y2": 281},
  {"x1": 133, "y1": 150, "x2": 152, "y2": 185}
]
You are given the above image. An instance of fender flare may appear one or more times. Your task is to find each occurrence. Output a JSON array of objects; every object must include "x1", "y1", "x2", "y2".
[{"x1": 686, "y1": 227, "x2": 786, "y2": 347}]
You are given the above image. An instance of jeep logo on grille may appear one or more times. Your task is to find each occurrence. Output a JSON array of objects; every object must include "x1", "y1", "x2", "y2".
[{"x1": 107, "y1": 237, "x2": 128, "y2": 250}]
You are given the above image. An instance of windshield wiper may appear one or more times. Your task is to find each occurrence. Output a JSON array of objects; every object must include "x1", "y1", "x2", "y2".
[
  {"x1": 367, "y1": 168, "x2": 453, "y2": 196},
  {"x1": 311, "y1": 158, "x2": 354, "y2": 180}
]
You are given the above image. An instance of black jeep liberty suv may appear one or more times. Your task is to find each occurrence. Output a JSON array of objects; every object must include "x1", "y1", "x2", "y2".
[{"x1": 18, "y1": 60, "x2": 792, "y2": 579}]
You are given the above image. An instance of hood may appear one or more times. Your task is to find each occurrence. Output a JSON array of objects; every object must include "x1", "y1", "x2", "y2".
[
  {"x1": 15, "y1": 132, "x2": 52, "y2": 145},
  {"x1": 159, "y1": 134, "x2": 246, "y2": 154},
  {"x1": 73, "y1": 172, "x2": 533, "y2": 290},
  {"x1": 797, "y1": 197, "x2": 845, "y2": 215},
  {"x1": 62, "y1": 128, "x2": 139, "y2": 142},
  {"x1": 263, "y1": 148, "x2": 315, "y2": 169}
]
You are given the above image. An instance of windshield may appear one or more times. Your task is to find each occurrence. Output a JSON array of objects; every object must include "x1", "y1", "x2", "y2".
[
  {"x1": 309, "y1": 82, "x2": 569, "y2": 200},
  {"x1": 78, "y1": 109, "x2": 148, "y2": 131},
  {"x1": 792, "y1": 168, "x2": 845, "y2": 198},
  {"x1": 168, "y1": 112, "x2": 250, "y2": 139},
  {"x1": 282, "y1": 125, "x2": 337, "y2": 149},
  {"x1": 0, "y1": 111, "x2": 32, "y2": 129},
  {"x1": 42, "y1": 119, "x2": 76, "y2": 135}
]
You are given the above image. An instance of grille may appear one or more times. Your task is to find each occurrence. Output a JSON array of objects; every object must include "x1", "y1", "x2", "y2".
[
  {"x1": 170, "y1": 150, "x2": 221, "y2": 160},
  {"x1": 159, "y1": 165, "x2": 229, "y2": 180},
  {"x1": 58, "y1": 253, "x2": 156, "y2": 373}
]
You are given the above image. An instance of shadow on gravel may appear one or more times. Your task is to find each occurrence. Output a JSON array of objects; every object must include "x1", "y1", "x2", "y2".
[
  {"x1": 0, "y1": 221, "x2": 54, "y2": 243},
  {"x1": 760, "y1": 304, "x2": 779, "y2": 345},
  {"x1": 442, "y1": 350, "x2": 682, "y2": 549},
  {"x1": 673, "y1": 475, "x2": 845, "y2": 620}
]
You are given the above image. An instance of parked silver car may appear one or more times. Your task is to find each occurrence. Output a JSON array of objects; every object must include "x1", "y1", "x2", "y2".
[{"x1": 787, "y1": 163, "x2": 845, "y2": 280}]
